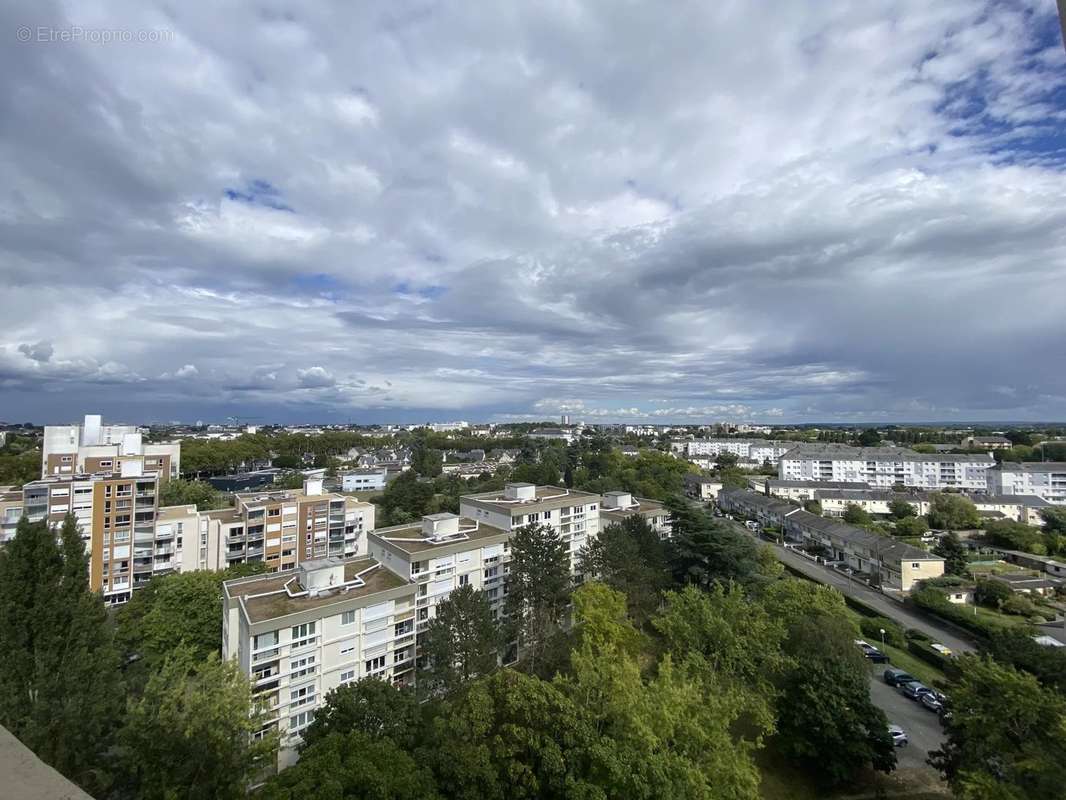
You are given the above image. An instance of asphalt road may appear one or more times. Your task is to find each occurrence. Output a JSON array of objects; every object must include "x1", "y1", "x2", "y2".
[
  {"x1": 740, "y1": 526, "x2": 976, "y2": 655},
  {"x1": 868, "y1": 667, "x2": 945, "y2": 770}
]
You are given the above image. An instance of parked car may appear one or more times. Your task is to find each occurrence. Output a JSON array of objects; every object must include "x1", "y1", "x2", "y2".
[
  {"x1": 920, "y1": 691, "x2": 945, "y2": 713},
  {"x1": 888, "y1": 724, "x2": 909, "y2": 747},
  {"x1": 883, "y1": 668, "x2": 916, "y2": 686},
  {"x1": 745, "y1": 520, "x2": 760, "y2": 531},
  {"x1": 854, "y1": 639, "x2": 889, "y2": 663},
  {"x1": 931, "y1": 643, "x2": 954, "y2": 657},
  {"x1": 900, "y1": 681, "x2": 933, "y2": 701}
]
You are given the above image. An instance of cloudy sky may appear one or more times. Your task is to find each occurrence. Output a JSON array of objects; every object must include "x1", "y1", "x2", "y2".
[{"x1": 2, "y1": 1, "x2": 1065, "y2": 425}]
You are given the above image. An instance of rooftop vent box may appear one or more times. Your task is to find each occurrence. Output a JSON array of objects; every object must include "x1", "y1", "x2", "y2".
[
  {"x1": 304, "y1": 477, "x2": 324, "y2": 497},
  {"x1": 300, "y1": 557, "x2": 345, "y2": 595},
  {"x1": 602, "y1": 491, "x2": 633, "y2": 509},
  {"x1": 422, "y1": 513, "x2": 461, "y2": 539},
  {"x1": 504, "y1": 483, "x2": 537, "y2": 501}
]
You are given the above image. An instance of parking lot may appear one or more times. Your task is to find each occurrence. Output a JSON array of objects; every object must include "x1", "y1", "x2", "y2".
[{"x1": 868, "y1": 667, "x2": 945, "y2": 770}]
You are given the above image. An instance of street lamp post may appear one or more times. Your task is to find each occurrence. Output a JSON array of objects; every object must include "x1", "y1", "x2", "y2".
[{"x1": 879, "y1": 628, "x2": 886, "y2": 648}]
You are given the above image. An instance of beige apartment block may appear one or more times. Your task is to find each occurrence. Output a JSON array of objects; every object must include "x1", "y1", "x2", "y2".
[{"x1": 222, "y1": 557, "x2": 415, "y2": 770}]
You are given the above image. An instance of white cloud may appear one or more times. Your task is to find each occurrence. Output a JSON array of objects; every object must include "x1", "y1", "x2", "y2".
[{"x1": 0, "y1": 1, "x2": 1062, "y2": 422}]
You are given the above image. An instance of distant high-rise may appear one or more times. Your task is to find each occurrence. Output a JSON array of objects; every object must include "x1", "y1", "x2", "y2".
[{"x1": 561, "y1": 414, "x2": 571, "y2": 425}]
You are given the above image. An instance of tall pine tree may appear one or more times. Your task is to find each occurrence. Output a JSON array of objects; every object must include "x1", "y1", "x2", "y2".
[{"x1": 0, "y1": 515, "x2": 122, "y2": 794}]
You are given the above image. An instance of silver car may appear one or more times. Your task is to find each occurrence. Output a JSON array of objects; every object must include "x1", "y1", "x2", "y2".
[{"x1": 888, "y1": 724, "x2": 908, "y2": 747}]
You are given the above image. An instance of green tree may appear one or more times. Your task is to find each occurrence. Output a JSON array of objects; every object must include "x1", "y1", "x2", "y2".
[
  {"x1": 418, "y1": 584, "x2": 499, "y2": 696},
  {"x1": 1040, "y1": 507, "x2": 1066, "y2": 535},
  {"x1": 300, "y1": 678, "x2": 421, "y2": 751},
  {"x1": 773, "y1": 612, "x2": 895, "y2": 786},
  {"x1": 654, "y1": 584, "x2": 784, "y2": 734},
  {"x1": 895, "y1": 515, "x2": 930, "y2": 538},
  {"x1": 667, "y1": 501, "x2": 764, "y2": 587},
  {"x1": 933, "y1": 531, "x2": 969, "y2": 575},
  {"x1": 375, "y1": 470, "x2": 436, "y2": 525},
  {"x1": 930, "y1": 656, "x2": 1066, "y2": 800},
  {"x1": 504, "y1": 522, "x2": 571, "y2": 671},
  {"x1": 802, "y1": 498, "x2": 822, "y2": 514},
  {"x1": 425, "y1": 670, "x2": 599, "y2": 800},
  {"x1": 985, "y1": 519, "x2": 1047, "y2": 553},
  {"x1": 888, "y1": 499, "x2": 917, "y2": 519},
  {"x1": 562, "y1": 582, "x2": 761, "y2": 800},
  {"x1": 857, "y1": 428, "x2": 882, "y2": 447},
  {"x1": 158, "y1": 478, "x2": 226, "y2": 510},
  {"x1": 114, "y1": 567, "x2": 261, "y2": 678},
  {"x1": 928, "y1": 493, "x2": 981, "y2": 530},
  {"x1": 259, "y1": 731, "x2": 440, "y2": 800},
  {"x1": 114, "y1": 646, "x2": 275, "y2": 800},
  {"x1": 0, "y1": 516, "x2": 122, "y2": 794},
  {"x1": 577, "y1": 516, "x2": 670, "y2": 625},
  {"x1": 842, "y1": 503, "x2": 872, "y2": 525}
]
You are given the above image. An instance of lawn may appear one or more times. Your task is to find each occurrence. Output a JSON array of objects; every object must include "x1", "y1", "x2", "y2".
[{"x1": 877, "y1": 643, "x2": 945, "y2": 687}]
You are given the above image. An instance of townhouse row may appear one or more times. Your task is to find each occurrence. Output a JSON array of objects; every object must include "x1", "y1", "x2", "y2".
[
  {"x1": 221, "y1": 483, "x2": 672, "y2": 770},
  {"x1": 717, "y1": 489, "x2": 944, "y2": 591}
]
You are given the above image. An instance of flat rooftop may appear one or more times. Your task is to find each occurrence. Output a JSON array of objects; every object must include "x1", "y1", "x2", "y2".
[
  {"x1": 461, "y1": 485, "x2": 600, "y2": 515},
  {"x1": 226, "y1": 558, "x2": 409, "y2": 623},
  {"x1": 600, "y1": 497, "x2": 667, "y2": 520},
  {"x1": 371, "y1": 517, "x2": 509, "y2": 555}
]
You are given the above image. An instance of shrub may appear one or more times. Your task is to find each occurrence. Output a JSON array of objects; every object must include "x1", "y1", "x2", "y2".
[{"x1": 859, "y1": 616, "x2": 905, "y2": 649}]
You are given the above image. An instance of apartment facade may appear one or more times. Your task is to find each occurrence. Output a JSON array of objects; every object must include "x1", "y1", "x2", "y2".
[
  {"x1": 459, "y1": 483, "x2": 601, "y2": 578},
  {"x1": 222, "y1": 558, "x2": 415, "y2": 769},
  {"x1": 200, "y1": 479, "x2": 375, "y2": 574},
  {"x1": 778, "y1": 445, "x2": 994, "y2": 491},
  {"x1": 368, "y1": 514, "x2": 511, "y2": 630},
  {"x1": 42, "y1": 414, "x2": 180, "y2": 483},
  {"x1": 598, "y1": 491, "x2": 673, "y2": 539},
  {"x1": 340, "y1": 468, "x2": 387, "y2": 493},
  {"x1": 673, "y1": 438, "x2": 796, "y2": 465},
  {"x1": 988, "y1": 462, "x2": 1066, "y2": 505}
]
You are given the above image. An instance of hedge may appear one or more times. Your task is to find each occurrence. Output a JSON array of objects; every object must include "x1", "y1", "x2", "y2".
[{"x1": 859, "y1": 616, "x2": 906, "y2": 649}]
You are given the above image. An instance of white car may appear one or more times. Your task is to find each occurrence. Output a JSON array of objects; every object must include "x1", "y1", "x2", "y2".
[{"x1": 931, "y1": 643, "x2": 954, "y2": 657}]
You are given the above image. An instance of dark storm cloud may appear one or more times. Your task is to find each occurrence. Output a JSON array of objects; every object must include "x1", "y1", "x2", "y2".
[{"x1": 0, "y1": 0, "x2": 1063, "y2": 423}]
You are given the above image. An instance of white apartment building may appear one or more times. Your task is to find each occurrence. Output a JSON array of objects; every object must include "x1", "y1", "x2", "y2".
[
  {"x1": 778, "y1": 445, "x2": 994, "y2": 491},
  {"x1": 459, "y1": 483, "x2": 600, "y2": 578},
  {"x1": 42, "y1": 414, "x2": 180, "y2": 482},
  {"x1": 988, "y1": 462, "x2": 1066, "y2": 505},
  {"x1": 222, "y1": 557, "x2": 416, "y2": 770},
  {"x1": 368, "y1": 513, "x2": 512, "y2": 629},
  {"x1": 340, "y1": 468, "x2": 387, "y2": 493},
  {"x1": 598, "y1": 491, "x2": 673, "y2": 539},
  {"x1": 673, "y1": 439, "x2": 795, "y2": 466}
]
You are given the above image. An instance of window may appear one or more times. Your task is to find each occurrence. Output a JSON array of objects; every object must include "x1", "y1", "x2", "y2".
[
  {"x1": 417, "y1": 607, "x2": 428, "y2": 621},
  {"x1": 911, "y1": 563, "x2": 921, "y2": 568},
  {"x1": 341, "y1": 610, "x2": 356, "y2": 626},
  {"x1": 289, "y1": 710, "x2": 313, "y2": 733},
  {"x1": 289, "y1": 654, "x2": 316, "y2": 679},
  {"x1": 365, "y1": 655, "x2": 386, "y2": 673},
  {"x1": 290, "y1": 684, "x2": 316, "y2": 708},
  {"x1": 254, "y1": 630, "x2": 279, "y2": 652},
  {"x1": 340, "y1": 669, "x2": 355, "y2": 684},
  {"x1": 339, "y1": 638, "x2": 356, "y2": 656},
  {"x1": 458, "y1": 574, "x2": 469, "y2": 587},
  {"x1": 291, "y1": 621, "x2": 317, "y2": 648}
]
